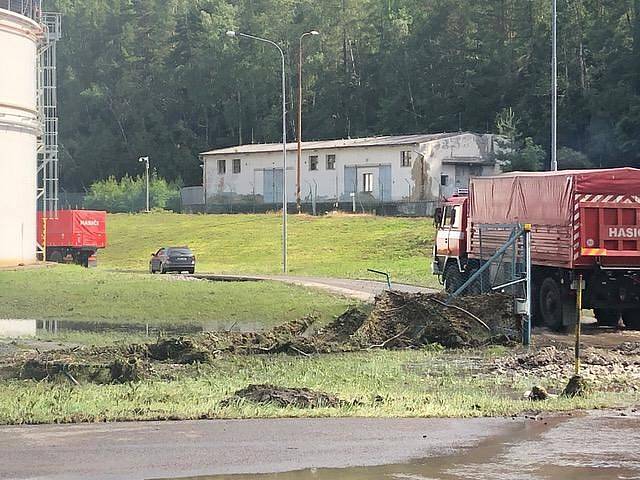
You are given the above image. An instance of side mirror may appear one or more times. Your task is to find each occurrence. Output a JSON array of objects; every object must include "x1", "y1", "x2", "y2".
[{"x1": 434, "y1": 207, "x2": 443, "y2": 227}]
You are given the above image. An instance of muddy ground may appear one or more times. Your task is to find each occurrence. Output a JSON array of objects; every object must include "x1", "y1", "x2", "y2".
[{"x1": 1, "y1": 290, "x2": 639, "y2": 399}]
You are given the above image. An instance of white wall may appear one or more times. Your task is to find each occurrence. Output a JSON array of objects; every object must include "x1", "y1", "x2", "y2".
[
  {"x1": 0, "y1": 10, "x2": 40, "y2": 266},
  {"x1": 203, "y1": 133, "x2": 496, "y2": 204}
]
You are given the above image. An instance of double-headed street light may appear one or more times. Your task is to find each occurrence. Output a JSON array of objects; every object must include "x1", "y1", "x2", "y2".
[
  {"x1": 226, "y1": 30, "x2": 288, "y2": 273},
  {"x1": 138, "y1": 156, "x2": 150, "y2": 213},
  {"x1": 296, "y1": 30, "x2": 320, "y2": 213}
]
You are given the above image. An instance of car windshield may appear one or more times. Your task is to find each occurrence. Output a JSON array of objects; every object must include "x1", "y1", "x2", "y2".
[{"x1": 167, "y1": 248, "x2": 193, "y2": 256}]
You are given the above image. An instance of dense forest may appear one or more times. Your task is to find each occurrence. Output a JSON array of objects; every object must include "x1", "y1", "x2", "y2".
[{"x1": 51, "y1": 0, "x2": 640, "y2": 190}]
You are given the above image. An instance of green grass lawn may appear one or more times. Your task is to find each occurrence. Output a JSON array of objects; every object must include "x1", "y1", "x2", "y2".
[
  {"x1": 102, "y1": 212, "x2": 436, "y2": 286},
  {"x1": 0, "y1": 266, "x2": 352, "y2": 328},
  {"x1": 1, "y1": 349, "x2": 636, "y2": 425}
]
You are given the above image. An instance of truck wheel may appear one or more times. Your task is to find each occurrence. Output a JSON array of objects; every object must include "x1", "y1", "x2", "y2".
[
  {"x1": 49, "y1": 250, "x2": 63, "y2": 263},
  {"x1": 539, "y1": 277, "x2": 563, "y2": 330},
  {"x1": 443, "y1": 263, "x2": 464, "y2": 295},
  {"x1": 149, "y1": 263, "x2": 155, "y2": 274},
  {"x1": 622, "y1": 310, "x2": 640, "y2": 329},
  {"x1": 594, "y1": 308, "x2": 619, "y2": 327}
]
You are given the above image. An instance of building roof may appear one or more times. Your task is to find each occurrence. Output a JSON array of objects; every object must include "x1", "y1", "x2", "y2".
[{"x1": 200, "y1": 132, "x2": 468, "y2": 156}]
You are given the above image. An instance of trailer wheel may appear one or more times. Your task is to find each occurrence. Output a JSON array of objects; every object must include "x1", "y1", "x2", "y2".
[
  {"x1": 443, "y1": 262, "x2": 464, "y2": 295},
  {"x1": 539, "y1": 277, "x2": 563, "y2": 330},
  {"x1": 594, "y1": 308, "x2": 619, "y2": 327},
  {"x1": 49, "y1": 250, "x2": 63, "y2": 263},
  {"x1": 622, "y1": 310, "x2": 640, "y2": 329}
]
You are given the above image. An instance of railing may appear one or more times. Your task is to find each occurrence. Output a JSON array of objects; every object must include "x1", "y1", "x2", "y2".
[{"x1": 0, "y1": 0, "x2": 42, "y2": 22}]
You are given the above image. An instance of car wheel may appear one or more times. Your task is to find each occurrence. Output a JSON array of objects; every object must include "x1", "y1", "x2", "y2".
[
  {"x1": 149, "y1": 263, "x2": 155, "y2": 274},
  {"x1": 188, "y1": 268, "x2": 195, "y2": 275},
  {"x1": 538, "y1": 277, "x2": 563, "y2": 330}
]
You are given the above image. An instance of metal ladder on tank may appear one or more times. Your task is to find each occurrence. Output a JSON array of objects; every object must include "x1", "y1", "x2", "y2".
[{"x1": 36, "y1": 11, "x2": 61, "y2": 260}]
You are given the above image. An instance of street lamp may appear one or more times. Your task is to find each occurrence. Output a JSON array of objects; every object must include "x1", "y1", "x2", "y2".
[
  {"x1": 138, "y1": 156, "x2": 150, "y2": 213},
  {"x1": 551, "y1": 0, "x2": 558, "y2": 171},
  {"x1": 226, "y1": 30, "x2": 288, "y2": 272},
  {"x1": 296, "y1": 30, "x2": 320, "y2": 213}
]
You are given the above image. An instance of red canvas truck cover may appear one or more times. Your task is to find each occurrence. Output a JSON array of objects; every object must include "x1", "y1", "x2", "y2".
[
  {"x1": 37, "y1": 210, "x2": 107, "y2": 249},
  {"x1": 468, "y1": 168, "x2": 640, "y2": 269}
]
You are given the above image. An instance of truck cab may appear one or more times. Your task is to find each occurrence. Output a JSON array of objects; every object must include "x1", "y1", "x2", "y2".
[{"x1": 433, "y1": 195, "x2": 469, "y2": 293}]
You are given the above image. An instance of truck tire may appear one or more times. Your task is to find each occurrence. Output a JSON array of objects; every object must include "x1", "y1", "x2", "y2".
[
  {"x1": 443, "y1": 262, "x2": 464, "y2": 295},
  {"x1": 622, "y1": 310, "x2": 640, "y2": 329},
  {"x1": 594, "y1": 308, "x2": 619, "y2": 327},
  {"x1": 49, "y1": 250, "x2": 63, "y2": 263},
  {"x1": 538, "y1": 277, "x2": 563, "y2": 330}
]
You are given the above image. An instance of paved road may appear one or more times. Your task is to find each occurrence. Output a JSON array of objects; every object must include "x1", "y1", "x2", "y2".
[
  {"x1": 0, "y1": 417, "x2": 524, "y2": 480},
  {"x1": 192, "y1": 273, "x2": 435, "y2": 301},
  {"x1": 1, "y1": 411, "x2": 639, "y2": 480}
]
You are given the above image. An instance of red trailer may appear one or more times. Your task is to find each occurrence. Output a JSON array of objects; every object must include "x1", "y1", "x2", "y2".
[
  {"x1": 37, "y1": 210, "x2": 107, "y2": 267},
  {"x1": 433, "y1": 168, "x2": 640, "y2": 329}
]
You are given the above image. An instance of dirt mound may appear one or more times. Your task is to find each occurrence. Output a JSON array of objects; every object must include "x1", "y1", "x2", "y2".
[
  {"x1": 493, "y1": 345, "x2": 640, "y2": 389},
  {"x1": 3, "y1": 291, "x2": 520, "y2": 384},
  {"x1": 223, "y1": 384, "x2": 344, "y2": 408},
  {"x1": 354, "y1": 291, "x2": 518, "y2": 349}
]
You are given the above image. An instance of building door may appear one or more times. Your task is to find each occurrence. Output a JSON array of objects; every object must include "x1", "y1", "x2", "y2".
[
  {"x1": 378, "y1": 165, "x2": 392, "y2": 202},
  {"x1": 343, "y1": 166, "x2": 357, "y2": 200},
  {"x1": 263, "y1": 168, "x2": 283, "y2": 204}
]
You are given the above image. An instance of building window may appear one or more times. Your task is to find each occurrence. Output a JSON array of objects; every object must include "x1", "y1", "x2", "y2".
[
  {"x1": 440, "y1": 174, "x2": 449, "y2": 186},
  {"x1": 362, "y1": 173, "x2": 373, "y2": 193},
  {"x1": 218, "y1": 159, "x2": 226, "y2": 175},
  {"x1": 326, "y1": 154, "x2": 336, "y2": 170},
  {"x1": 232, "y1": 159, "x2": 241, "y2": 174},
  {"x1": 401, "y1": 150, "x2": 412, "y2": 167},
  {"x1": 309, "y1": 155, "x2": 319, "y2": 171}
]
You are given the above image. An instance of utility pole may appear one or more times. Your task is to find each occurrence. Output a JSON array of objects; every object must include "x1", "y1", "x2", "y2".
[
  {"x1": 139, "y1": 156, "x2": 150, "y2": 212},
  {"x1": 226, "y1": 30, "x2": 288, "y2": 272},
  {"x1": 551, "y1": 0, "x2": 558, "y2": 171},
  {"x1": 296, "y1": 31, "x2": 320, "y2": 213}
]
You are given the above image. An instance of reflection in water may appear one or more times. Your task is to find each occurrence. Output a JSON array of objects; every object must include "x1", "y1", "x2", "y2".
[
  {"x1": 0, "y1": 319, "x2": 36, "y2": 338},
  {"x1": 0, "y1": 318, "x2": 268, "y2": 339}
]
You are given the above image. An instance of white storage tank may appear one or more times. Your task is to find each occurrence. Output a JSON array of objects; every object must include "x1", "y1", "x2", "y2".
[{"x1": 0, "y1": 7, "x2": 41, "y2": 266}]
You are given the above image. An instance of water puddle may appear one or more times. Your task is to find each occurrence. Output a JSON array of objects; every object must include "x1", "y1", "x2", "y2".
[
  {"x1": 0, "y1": 318, "x2": 265, "y2": 339},
  {"x1": 165, "y1": 412, "x2": 640, "y2": 480}
]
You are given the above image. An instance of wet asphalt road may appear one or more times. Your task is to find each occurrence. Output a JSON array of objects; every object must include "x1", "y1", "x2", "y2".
[{"x1": 1, "y1": 410, "x2": 640, "y2": 480}]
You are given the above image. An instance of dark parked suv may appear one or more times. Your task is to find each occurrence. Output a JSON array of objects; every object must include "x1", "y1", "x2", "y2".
[{"x1": 149, "y1": 247, "x2": 196, "y2": 274}]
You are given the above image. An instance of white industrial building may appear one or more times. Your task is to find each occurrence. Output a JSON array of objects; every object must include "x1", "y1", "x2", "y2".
[{"x1": 198, "y1": 132, "x2": 499, "y2": 211}]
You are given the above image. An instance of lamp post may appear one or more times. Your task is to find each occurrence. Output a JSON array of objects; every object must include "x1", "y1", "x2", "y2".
[
  {"x1": 551, "y1": 0, "x2": 558, "y2": 171},
  {"x1": 296, "y1": 30, "x2": 320, "y2": 213},
  {"x1": 138, "y1": 156, "x2": 150, "y2": 212},
  {"x1": 226, "y1": 30, "x2": 288, "y2": 272}
]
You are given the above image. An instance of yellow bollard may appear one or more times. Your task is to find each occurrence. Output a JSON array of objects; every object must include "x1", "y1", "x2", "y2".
[
  {"x1": 42, "y1": 215, "x2": 47, "y2": 262},
  {"x1": 575, "y1": 274, "x2": 583, "y2": 375}
]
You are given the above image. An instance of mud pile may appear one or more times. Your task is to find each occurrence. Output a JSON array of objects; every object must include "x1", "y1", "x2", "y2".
[
  {"x1": 2, "y1": 291, "x2": 520, "y2": 384},
  {"x1": 493, "y1": 345, "x2": 640, "y2": 387},
  {"x1": 221, "y1": 384, "x2": 345, "y2": 408},
  {"x1": 354, "y1": 291, "x2": 518, "y2": 349}
]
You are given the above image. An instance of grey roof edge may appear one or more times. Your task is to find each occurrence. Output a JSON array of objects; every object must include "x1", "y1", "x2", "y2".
[{"x1": 200, "y1": 132, "x2": 489, "y2": 156}]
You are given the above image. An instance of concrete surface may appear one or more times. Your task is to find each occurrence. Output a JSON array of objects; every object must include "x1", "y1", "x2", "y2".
[{"x1": 192, "y1": 273, "x2": 435, "y2": 301}]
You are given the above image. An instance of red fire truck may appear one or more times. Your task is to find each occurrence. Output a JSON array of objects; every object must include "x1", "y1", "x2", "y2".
[
  {"x1": 433, "y1": 168, "x2": 640, "y2": 329},
  {"x1": 37, "y1": 210, "x2": 107, "y2": 267}
]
